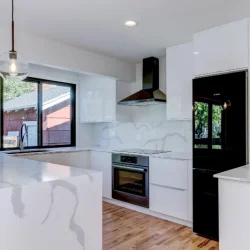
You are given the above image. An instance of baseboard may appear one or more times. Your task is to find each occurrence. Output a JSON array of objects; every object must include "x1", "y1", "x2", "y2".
[{"x1": 103, "y1": 198, "x2": 193, "y2": 228}]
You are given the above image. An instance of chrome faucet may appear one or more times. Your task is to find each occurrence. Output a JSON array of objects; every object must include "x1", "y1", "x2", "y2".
[{"x1": 20, "y1": 124, "x2": 28, "y2": 151}]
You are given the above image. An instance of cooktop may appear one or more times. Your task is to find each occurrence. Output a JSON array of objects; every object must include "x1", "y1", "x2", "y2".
[{"x1": 115, "y1": 149, "x2": 171, "y2": 155}]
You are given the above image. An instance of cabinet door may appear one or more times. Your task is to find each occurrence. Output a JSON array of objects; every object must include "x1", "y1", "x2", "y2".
[
  {"x1": 150, "y1": 184, "x2": 188, "y2": 220},
  {"x1": 166, "y1": 42, "x2": 193, "y2": 120},
  {"x1": 80, "y1": 75, "x2": 116, "y2": 123},
  {"x1": 194, "y1": 19, "x2": 248, "y2": 76},
  {"x1": 91, "y1": 151, "x2": 112, "y2": 199},
  {"x1": 150, "y1": 158, "x2": 188, "y2": 190}
]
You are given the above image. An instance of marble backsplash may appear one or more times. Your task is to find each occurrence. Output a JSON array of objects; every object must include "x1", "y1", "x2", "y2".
[{"x1": 91, "y1": 120, "x2": 192, "y2": 152}]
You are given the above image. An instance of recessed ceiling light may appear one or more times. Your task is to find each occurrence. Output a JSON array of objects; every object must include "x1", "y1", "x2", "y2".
[
  {"x1": 124, "y1": 21, "x2": 137, "y2": 27},
  {"x1": 193, "y1": 51, "x2": 199, "y2": 55}
]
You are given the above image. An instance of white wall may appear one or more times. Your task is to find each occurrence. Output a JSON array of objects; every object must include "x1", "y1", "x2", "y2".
[{"x1": 0, "y1": 27, "x2": 135, "y2": 82}]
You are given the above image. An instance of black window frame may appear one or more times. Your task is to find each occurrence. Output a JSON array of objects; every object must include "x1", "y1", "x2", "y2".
[{"x1": 0, "y1": 77, "x2": 76, "y2": 150}]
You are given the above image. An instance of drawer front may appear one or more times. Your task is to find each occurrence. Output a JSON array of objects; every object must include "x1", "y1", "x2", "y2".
[
  {"x1": 150, "y1": 184, "x2": 188, "y2": 220},
  {"x1": 150, "y1": 158, "x2": 187, "y2": 190}
]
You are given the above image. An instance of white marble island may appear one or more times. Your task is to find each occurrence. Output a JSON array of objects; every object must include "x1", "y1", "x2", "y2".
[
  {"x1": 214, "y1": 165, "x2": 250, "y2": 250},
  {"x1": 0, "y1": 153, "x2": 102, "y2": 250}
]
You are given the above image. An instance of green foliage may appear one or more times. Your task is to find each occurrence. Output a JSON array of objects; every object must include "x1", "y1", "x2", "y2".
[
  {"x1": 195, "y1": 102, "x2": 208, "y2": 139},
  {"x1": 195, "y1": 101, "x2": 222, "y2": 143},
  {"x1": 3, "y1": 78, "x2": 35, "y2": 102},
  {"x1": 212, "y1": 105, "x2": 222, "y2": 138}
]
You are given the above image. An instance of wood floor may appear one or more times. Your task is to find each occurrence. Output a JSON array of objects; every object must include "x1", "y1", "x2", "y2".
[{"x1": 103, "y1": 202, "x2": 219, "y2": 250}]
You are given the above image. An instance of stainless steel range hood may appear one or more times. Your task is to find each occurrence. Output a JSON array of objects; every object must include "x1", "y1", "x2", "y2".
[{"x1": 118, "y1": 57, "x2": 166, "y2": 106}]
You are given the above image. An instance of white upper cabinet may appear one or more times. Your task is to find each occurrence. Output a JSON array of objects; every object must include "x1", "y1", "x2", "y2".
[
  {"x1": 80, "y1": 75, "x2": 116, "y2": 123},
  {"x1": 194, "y1": 19, "x2": 249, "y2": 76},
  {"x1": 166, "y1": 42, "x2": 193, "y2": 120}
]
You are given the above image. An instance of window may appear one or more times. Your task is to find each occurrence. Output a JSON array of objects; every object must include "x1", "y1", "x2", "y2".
[
  {"x1": 3, "y1": 79, "x2": 38, "y2": 148},
  {"x1": 212, "y1": 104, "x2": 222, "y2": 150},
  {"x1": 194, "y1": 101, "x2": 209, "y2": 149},
  {"x1": 0, "y1": 77, "x2": 76, "y2": 149},
  {"x1": 42, "y1": 82, "x2": 72, "y2": 146},
  {"x1": 194, "y1": 100, "x2": 223, "y2": 150}
]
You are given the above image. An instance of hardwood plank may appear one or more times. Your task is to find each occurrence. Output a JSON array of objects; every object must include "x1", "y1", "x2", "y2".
[{"x1": 103, "y1": 202, "x2": 219, "y2": 250}]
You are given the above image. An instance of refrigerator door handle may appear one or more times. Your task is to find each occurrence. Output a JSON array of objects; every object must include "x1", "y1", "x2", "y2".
[{"x1": 193, "y1": 168, "x2": 219, "y2": 174}]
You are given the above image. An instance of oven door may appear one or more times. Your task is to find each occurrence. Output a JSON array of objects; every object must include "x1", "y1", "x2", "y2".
[{"x1": 112, "y1": 164, "x2": 149, "y2": 208}]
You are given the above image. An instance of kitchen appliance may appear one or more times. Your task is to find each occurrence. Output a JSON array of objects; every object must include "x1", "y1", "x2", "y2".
[
  {"x1": 114, "y1": 149, "x2": 171, "y2": 155},
  {"x1": 0, "y1": 0, "x2": 29, "y2": 80},
  {"x1": 112, "y1": 153, "x2": 149, "y2": 208},
  {"x1": 193, "y1": 71, "x2": 248, "y2": 240},
  {"x1": 117, "y1": 57, "x2": 166, "y2": 105}
]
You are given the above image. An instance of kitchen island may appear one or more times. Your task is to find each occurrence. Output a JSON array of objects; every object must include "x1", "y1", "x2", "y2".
[
  {"x1": 214, "y1": 165, "x2": 250, "y2": 250},
  {"x1": 0, "y1": 153, "x2": 102, "y2": 250}
]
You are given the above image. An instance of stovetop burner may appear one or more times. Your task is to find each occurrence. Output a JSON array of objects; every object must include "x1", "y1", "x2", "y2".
[{"x1": 115, "y1": 149, "x2": 171, "y2": 155}]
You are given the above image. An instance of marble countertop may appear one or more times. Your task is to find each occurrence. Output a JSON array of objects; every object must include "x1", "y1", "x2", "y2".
[
  {"x1": 0, "y1": 153, "x2": 100, "y2": 190},
  {"x1": 0, "y1": 146, "x2": 191, "y2": 190},
  {"x1": 214, "y1": 165, "x2": 250, "y2": 183},
  {"x1": 150, "y1": 151, "x2": 192, "y2": 160},
  {"x1": 92, "y1": 147, "x2": 192, "y2": 160},
  {"x1": 2, "y1": 146, "x2": 192, "y2": 160}
]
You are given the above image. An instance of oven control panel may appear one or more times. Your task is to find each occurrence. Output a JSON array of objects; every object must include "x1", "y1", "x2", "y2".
[
  {"x1": 121, "y1": 155, "x2": 137, "y2": 164},
  {"x1": 112, "y1": 153, "x2": 149, "y2": 167}
]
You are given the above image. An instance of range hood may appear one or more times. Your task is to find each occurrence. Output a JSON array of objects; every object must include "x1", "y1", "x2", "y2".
[{"x1": 118, "y1": 57, "x2": 166, "y2": 106}]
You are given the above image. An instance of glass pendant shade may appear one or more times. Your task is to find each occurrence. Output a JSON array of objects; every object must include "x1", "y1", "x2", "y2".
[{"x1": 0, "y1": 51, "x2": 29, "y2": 81}]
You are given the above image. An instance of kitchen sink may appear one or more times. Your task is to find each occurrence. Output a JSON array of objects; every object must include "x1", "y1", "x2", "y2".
[{"x1": 6, "y1": 150, "x2": 50, "y2": 155}]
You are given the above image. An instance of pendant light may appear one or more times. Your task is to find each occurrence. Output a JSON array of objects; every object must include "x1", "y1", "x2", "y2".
[{"x1": 0, "y1": 0, "x2": 29, "y2": 81}]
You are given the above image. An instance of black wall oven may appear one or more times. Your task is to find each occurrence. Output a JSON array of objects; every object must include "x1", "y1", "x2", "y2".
[{"x1": 112, "y1": 153, "x2": 149, "y2": 208}]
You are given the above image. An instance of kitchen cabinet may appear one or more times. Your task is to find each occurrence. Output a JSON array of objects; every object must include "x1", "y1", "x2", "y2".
[
  {"x1": 150, "y1": 184, "x2": 188, "y2": 220},
  {"x1": 91, "y1": 151, "x2": 112, "y2": 199},
  {"x1": 193, "y1": 18, "x2": 249, "y2": 76},
  {"x1": 150, "y1": 158, "x2": 188, "y2": 189},
  {"x1": 166, "y1": 42, "x2": 193, "y2": 120},
  {"x1": 80, "y1": 75, "x2": 116, "y2": 123},
  {"x1": 116, "y1": 80, "x2": 134, "y2": 122},
  {"x1": 149, "y1": 157, "x2": 189, "y2": 220}
]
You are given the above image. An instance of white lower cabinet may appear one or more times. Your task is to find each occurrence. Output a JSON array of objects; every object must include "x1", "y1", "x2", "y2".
[
  {"x1": 149, "y1": 157, "x2": 189, "y2": 221},
  {"x1": 150, "y1": 158, "x2": 188, "y2": 189},
  {"x1": 150, "y1": 184, "x2": 188, "y2": 220},
  {"x1": 91, "y1": 151, "x2": 112, "y2": 199}
]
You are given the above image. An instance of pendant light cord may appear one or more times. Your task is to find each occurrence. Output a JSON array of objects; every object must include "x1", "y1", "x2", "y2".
[{"x1": 11, "y1": 0, "x2": 15, "y2": 52}]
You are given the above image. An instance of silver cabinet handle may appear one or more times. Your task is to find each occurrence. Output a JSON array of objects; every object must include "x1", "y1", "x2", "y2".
[
  {"x1": 150, "y1": 183, "x2": 186, "y2": 191},
  {"x1": 113, "y1": 164, "x2": 146, "y2": 172}
]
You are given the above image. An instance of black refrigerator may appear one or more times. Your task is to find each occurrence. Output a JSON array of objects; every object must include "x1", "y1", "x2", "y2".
[{"x1": 193, "y1": 71, "x2": 248, "y2": 240}]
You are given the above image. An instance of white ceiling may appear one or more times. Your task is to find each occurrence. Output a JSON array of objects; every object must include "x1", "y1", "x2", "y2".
[{"x1": 1, "y1": 0, "x2": 250, "y2": 63}]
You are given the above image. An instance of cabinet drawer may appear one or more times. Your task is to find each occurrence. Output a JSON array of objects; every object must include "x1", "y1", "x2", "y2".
[
  {"x1": 150, "y1": 184, "x2": 188, "y2": 220},
  {"x1": 150, "y1": 158, "x2": 187, "y2": 190}
]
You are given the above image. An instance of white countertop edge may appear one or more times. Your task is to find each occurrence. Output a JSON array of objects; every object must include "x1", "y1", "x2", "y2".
[
  {"x1": 2, "y1": 146, "x2": 192, "y2": 160},
  {"x1": 1, "y1": 146, "x2": 193, "y2": 161},
  {"x1": 214, "y1": 165, "x2": 250, "y2": 183}
]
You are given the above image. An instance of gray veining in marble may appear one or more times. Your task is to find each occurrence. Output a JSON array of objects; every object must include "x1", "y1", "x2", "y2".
[
  {"x1": 143, "y1": 132, "x2": 188, "y2": 150},
  {"x1": 0, "y1": 153, "x2": 98, "y2": 190},
  {"x1": 11, "y1": 187, "x2": 26, "y2": 218},
  {"x1": 91, "y1": 120, "x2": 192, "y2": 153},
  {"x1": 42, "y1": 180, "x2": 85, "y2": 250}
]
